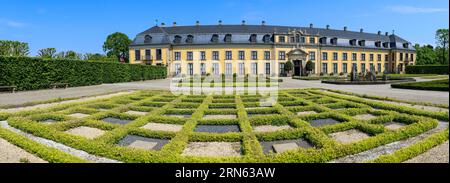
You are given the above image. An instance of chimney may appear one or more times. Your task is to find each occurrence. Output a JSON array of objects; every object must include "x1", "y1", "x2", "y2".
[
  {"x1": 241, "y1": 20, "x2": 246, "y2": 25},
  {"x1": 385, "y1": 32, "x2": 389, "y2": 36},
  {"x1": 196, "y1": 21, "x2": 200, "y2": 26},
  {"x1": 218, "y1": 20, "x2": 223, "y2": 25},
  {"x1": 172, "y1": 22, "x2": 177, "y2": 27},
  {"x1": 378, "y1": 31, "x2": 381, "y2": 35},
  {"x1": 161, "y1": 22, "x2": 165, "y2": 27},
  {"x1": 360, "y1": 28, "x2": 363, "y2": 33},
  {"x1": 326, "y1": 25, "x2": 330, "y2": 30},
  {"x1": 344, "y1": 26, "x2": 348, "y2": 31},
  {"x1": 261, "y1": 20, "x2": 266, "y2": 26},
  {"x1": 310, "y1": 23, "x2": 313, "y2": 28}
]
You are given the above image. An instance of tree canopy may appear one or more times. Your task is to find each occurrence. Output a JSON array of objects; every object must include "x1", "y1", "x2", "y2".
[
  {"x1": 305, "y1": 60, "x2": 314, "y2": 72},
  {"x1": 37, "y1": 48, "x2": 57, "y2": 59},
  {"x1": 284, "y1": 60, "x2": 293, "y2": 72},
  {"x1": 0, "y1": 40, "x2": 29, "y2": 56},
  {"x1": 435, "y1": 29, "x2": 449, "y2": 65},
  {"x1": 103, "y1": 32, "x2": 132, "y2": 62}
]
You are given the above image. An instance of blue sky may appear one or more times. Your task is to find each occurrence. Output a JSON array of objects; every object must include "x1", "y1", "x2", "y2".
[{"x1": 0, "y1": 0, "x2": 448, "y2": 56}]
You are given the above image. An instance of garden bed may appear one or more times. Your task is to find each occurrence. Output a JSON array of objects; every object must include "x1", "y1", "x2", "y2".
[
  {"x1": 391, "y1": 79, "x2": 449, "y2": 91},
  {"x1": 0, "y1": 89, "x2": 447, "y2": 163}
]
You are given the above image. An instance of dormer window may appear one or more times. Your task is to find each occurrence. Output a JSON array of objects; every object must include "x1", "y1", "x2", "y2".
[
  {"x1": 349, "y1": 39, "x2": 357, "y2": 46},
  {"x1": 319, "y1": 37, "x2": 327, "y2": 44},
  {"x1": 173, "y1": 35, "x2": 182, "y2": 44},
  {"x1": 375, "y1": 41, "x2": 381, "y2": 48},
  {"x1": 249, "y1": 34, "x2": 257, "y2": 43},
  {"x1": 403, "y1": 43, "x2": 409, "y2": 49},
  {"x1": 186, "y1": 35, "x2": 194, "y2": 43},
  {"x1": 144, "y1": 35, "x2": 152, "y2": 43},
  {"x1": 263, "y1": 34, "x2": 271, "y2": 43},
  {"x1": 211, "y1": 34, "x2": 219, "y2": 43},
  {"x1": 330, "y1": 38, "x2": 338, "y2": 45},
  {"x1": 358, "y1": 40, "x2": 366, "y2": 47},
  {"x1": 383, "y1": 42, "x2": 390, "y2": 48},
  {"x1": 224, "y1": 34, "x2": 232, "y2": 43}
]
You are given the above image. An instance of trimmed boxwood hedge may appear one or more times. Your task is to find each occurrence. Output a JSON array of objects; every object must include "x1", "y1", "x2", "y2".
[
  {"x1": 369, "y1": 128, "x2": 449, "y2": 163},
  {"x1": 1, "y1": 89, "x2": 446, "y2": 163},
  {"x1": 0, "y1": 56, "x2": 167, "y2": 91},
  {"x1": 391, "y1": 79, "x2": 449, "y2": 91},
  {"x1": 405, "y1": 65, "x2": 449, "y2": 75}
]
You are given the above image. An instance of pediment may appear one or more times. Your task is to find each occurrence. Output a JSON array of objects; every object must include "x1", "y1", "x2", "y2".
[{"x1": 288, "y1": 48, "x2": 309, "y2": 56}]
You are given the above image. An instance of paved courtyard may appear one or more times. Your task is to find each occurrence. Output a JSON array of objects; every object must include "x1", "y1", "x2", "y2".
[{"x1": 0, "y1": 77, "x2": 449, "y2": 106}]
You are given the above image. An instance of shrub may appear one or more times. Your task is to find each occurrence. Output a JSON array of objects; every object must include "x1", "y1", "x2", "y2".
[
  {"x1": 406, "y1": 65, "x2": 449, "y2": 74},
  {"x1": 391, "y1": 79, "x2": 449, "y2": 91},
  {"x1": 0, "y1": 56, "x2": 166, "y2": 91}
]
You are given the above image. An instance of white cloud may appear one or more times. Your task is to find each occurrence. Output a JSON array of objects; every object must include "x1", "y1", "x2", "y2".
[
  {"x1": 387, "y1": 5, "x2": 447, "y2": 14},
  {"x1": 0, "y1": 18, "x2": 27, "y2": 28}
]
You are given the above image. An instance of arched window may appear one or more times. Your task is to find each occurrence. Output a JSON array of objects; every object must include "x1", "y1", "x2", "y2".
[
  {"x1": 186, "y1": 35, "x2": 194, "y2": 43},
  {"x1": 249, "y1": 34, "x2": 257, "y2": 43},
  {"x1": 211, "y1": 34, "x2": 219, "y2": 43},
  {"x1": 173, "y1": 35, "x2": 182, "y2": 44},
  {"x1": 263, "y1": 34, "x2": 271, "y2": 43},
  {"x1": 144, "y1": 35, "x2": 152, "y2": 43},
  {"x1": 224, "y1": 34, "x2": 232, "y2": 43}
]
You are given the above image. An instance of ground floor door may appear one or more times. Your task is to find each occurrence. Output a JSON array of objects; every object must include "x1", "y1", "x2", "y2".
[{"x1": 293, "y1": 60, "x2": 302, "y2": 76}]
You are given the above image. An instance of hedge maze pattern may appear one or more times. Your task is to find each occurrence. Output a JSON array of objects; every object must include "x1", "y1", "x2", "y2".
[{"x1": 1, "y1": 89, "x2": 448, "y2": 163}]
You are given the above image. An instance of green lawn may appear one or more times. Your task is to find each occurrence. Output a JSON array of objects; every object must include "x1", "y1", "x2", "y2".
[
  {"x1": 386, "y1": 74, "x2": 438, "y2": 78},
  {"x1": 1, "y1": 89, "x2": 447, "y2": 163},
  {"x1": 391, "y1": 79, "x2": 449, "y2": 91}
]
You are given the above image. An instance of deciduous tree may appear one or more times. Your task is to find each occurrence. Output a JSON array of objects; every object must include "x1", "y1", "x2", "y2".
[
  {"x1": 102, "y1": 32, "x2": 132, "y2": 62},
  {"x1": 435, "y1": 29, "x2": 449, "y2": 65},
  {"x1": 0, "y1": 40, "x2": 29, "y2": 56},
  {"x1": 37, "y1": 48, "x2": 57, "y2": 59}
]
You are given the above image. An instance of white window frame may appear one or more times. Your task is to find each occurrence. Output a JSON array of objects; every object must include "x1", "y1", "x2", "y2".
[
  {"x1": 225, "y1": 63, "x2": 232, "y2": 75},
  {"x1": 251, "y1": 63, "x2": 258, "y2": 75},
  {"x1": 213, "y1": 63, "x2": 220, "y2": 75},
  {"x1": 238, "y1": 63, "x2": 245, "y2": 75}
]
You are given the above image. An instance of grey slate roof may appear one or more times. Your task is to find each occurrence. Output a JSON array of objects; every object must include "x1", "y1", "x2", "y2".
[{"x1": 131, "y1": 24, "x2": 414, "y2": 51}]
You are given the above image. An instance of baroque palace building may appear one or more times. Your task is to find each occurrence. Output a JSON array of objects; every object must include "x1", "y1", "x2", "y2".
[{"x1": 129, "y1": 21, "x2": 416, "y2": 77}]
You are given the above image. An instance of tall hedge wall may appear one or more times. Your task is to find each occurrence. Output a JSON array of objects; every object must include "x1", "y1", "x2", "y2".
[
  {"x1": 405, "y1": 65, "x2": 449, "y2": 75},
  {"x1": 0, "y1": 56, "x2": 167, "y2": 91}
]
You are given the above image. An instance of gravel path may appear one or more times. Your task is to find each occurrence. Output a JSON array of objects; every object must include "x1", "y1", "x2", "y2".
[
  {"x1": 0, "y1": 91, "x2": 134, "y2": 113},
  {"x1": 323, "y1": 90, "x2": 448, "y2": 113},
  {"x1": 182, "y1": 142, "x2": 242, "y2": 157},
  {"x1": 0, "y1": 79, "x2": 170, "y2": 106},
  {"x1": 0, "y1": 121, "x2": 120, "y2": 163},
  {"x1": 330, "y1": 121, "x2": 449, "y2": 163},
  {"x1": 0, "y1": 137, "x2": 47, "y2": 163},
  {"x1": 1, "y1": 77, "x2": 448, "y2": 107},
  {"x1": 404, "y1": 141, "x2": 449, "y2": 163},
  {"x1": 280, "y1": 78, "x2": 449, "y2": 105}
]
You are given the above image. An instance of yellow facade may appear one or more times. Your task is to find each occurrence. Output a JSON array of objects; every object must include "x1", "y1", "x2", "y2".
[
  {"x1": 129, "y1": 46, "x2": 415, "y2": 76},
  {"x1": 129, "y1": 25, "x2": 416, "y2": 76}
]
